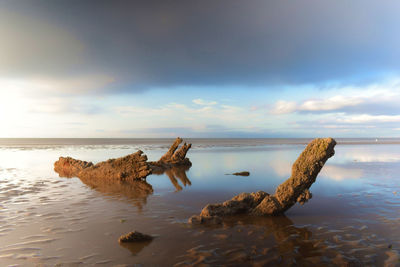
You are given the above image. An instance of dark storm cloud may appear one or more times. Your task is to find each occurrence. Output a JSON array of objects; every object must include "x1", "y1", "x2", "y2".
[{"x1": 2, "y1": 0, "x2": 400, "y2": 91}]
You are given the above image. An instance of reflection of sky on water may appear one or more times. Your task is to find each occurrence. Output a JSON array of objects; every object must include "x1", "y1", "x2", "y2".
[
  {"x1": 147, "y1": 144, "x2": 400, "y2": 198},
  {"x1": 2, "y1": 142, "x2": 400, "y2": 214},
  {"x1": 337, "y1": 144, "x2": 400, "y2": 163},
  {"x1": 2, "y1": 143, "x2": 400, "y2": 199},
  {"x1": 2, "y1": 142, "x2": 400, "y2": 265}
]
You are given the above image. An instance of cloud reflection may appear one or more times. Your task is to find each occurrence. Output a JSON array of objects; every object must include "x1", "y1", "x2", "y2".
[
  {"x1": 343, "y1": 150, "x2": 400, "y2": 163},
  {"x1": 320, "y1": 165, "x2": 363, "y2": 181},
  {"x1": 268, "y1": 160, "x2": 363, "y2": 181}
]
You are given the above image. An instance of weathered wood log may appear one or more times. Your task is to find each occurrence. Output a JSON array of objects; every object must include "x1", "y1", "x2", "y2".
[
  {"x1": 189, "y1": 138, "x2": 336, "y2": 224},
  {"x1": 54, "y1": 138, "x2": 192, "y2": 211},
  {"x1": 253, "y1": 137, "x2": 336, "y2": 215},
  {"x1": 156, "y1": 137, "x2": 192, "y2": 164},
  {"x1": 54, "y1": 150, "x2": 152, "y2": 182},
  {"x1": 54, "y1": 138, "x2": 192, "y2": 181},
  {"x1": 54, "y1": 157, "x2": 93, "y2": 178},
  {"x1": 171, "y1": 142, "x2": 192, "y2": 162},
  {"x1": 158, "y1": 137, "x2": 183, "y2": 162},
  {"x1": 148, "y1": 137, "x2": 192, "y2": 172}
]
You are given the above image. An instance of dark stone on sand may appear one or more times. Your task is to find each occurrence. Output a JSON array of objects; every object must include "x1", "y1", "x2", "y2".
[
  {"x1": 54, "y1": 137, "x2": 192, "y2": 182},
  {"x1": 231, "y1": 171, "x2": 250, "y2": 176},
  {"x1": 189, "y1": 138, "x2": 336, "y2": 224},
  {"x1": 118, "y1": 231, "x2": 153, "y2": 243}
]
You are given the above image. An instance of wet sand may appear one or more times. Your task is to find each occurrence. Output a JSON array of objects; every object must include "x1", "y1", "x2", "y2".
[{"x1": 0, "y1": 140, "x2": 400, "y2": 265}]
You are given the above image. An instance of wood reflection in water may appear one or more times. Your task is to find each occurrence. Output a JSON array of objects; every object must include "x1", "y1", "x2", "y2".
[
  {"x1": 56, "y1": 165, "x2": 192, "y2": 210},
  {"x1": 152, "y1": 165, "x2": 192, "y2": 192}
]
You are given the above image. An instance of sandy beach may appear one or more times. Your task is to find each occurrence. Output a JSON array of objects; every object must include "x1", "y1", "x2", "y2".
[{"x1": 0, "y1": 138, "x2": 398, "y2": 266}]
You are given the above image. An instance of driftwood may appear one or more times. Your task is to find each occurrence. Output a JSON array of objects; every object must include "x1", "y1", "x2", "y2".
[
  {"x1": 54, "y1": 150, "x2": 151, "y2": 182},
  {"x1": 149, "y1": 137, "x2": 192, "y2": 173},
  {"x1": 54, "y1": 138, "x2": 192, "y2": 212},
  {"x1": 54, "y1": 137, "x2": 192, "y2": 182},
  {"x1": 189, "y1": 138, "x2": 336, "y2": 224}
]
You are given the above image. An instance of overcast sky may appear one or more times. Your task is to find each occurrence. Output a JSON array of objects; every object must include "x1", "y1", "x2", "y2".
[{"x1": 1, "y1": 0, "x2": 400, "y2": 137}]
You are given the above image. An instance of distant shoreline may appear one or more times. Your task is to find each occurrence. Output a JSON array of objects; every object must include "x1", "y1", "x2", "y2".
[{"x1": 0, "y1": 137, "x2": 399, "y2": 147}]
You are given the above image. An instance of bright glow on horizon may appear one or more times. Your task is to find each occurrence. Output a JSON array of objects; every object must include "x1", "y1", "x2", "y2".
[{"x1": 0, "y1": 77, "x2": 400, "y2": 138}]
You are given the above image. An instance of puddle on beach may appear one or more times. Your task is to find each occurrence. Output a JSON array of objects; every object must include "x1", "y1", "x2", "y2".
[{"x1": 1, "y1": 141, "x2": 400, "y2": 266}]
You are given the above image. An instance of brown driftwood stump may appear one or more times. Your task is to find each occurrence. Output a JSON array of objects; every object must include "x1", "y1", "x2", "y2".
[
  {"x1": 54, "y1": 137, "x2": 192, "y2": 182},
  {"x1": 189, "y1": 138, "x2": 336, "y2": 224}
]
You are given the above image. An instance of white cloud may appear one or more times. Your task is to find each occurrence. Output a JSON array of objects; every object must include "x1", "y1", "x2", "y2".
[
  {"x1": 270, "y1": 100, "x2": 297, "y2": 114},
  {"x1": 336, "y1": 114, "x2": 400, "y2": 124},
  {"x1": 300, "y1": 95, "x2": 363, "y2": 111},
  {"x1": 271, "y1": 95, "x2": 368, "y2": 114},
  {"x1": 112, "y1": 101, "x2": 264, "y2": 134},
  {"x1": 270, "y1": 82, "x2": 400, "y2": 115},
  {"x1": 192, "y1": 98, "x2": 217, "y2": 106}
]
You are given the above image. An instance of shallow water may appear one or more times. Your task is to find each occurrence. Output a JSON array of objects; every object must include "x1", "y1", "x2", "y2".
[{"x1": 0, "y1": 139, "x2": 400, "y2": 266}]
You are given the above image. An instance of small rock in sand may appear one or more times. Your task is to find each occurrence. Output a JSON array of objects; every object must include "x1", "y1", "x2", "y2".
[
  {"x1": 118, "y1": 231, "x2": 153, "y2": 243},
  {"x1": 231, "y1": 171, "x2": 250, "y2": 176}
]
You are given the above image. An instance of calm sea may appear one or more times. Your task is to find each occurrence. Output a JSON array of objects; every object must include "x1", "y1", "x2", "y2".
[{"x1": 0, "y1": 137, "x2": 399, "y2": 148}]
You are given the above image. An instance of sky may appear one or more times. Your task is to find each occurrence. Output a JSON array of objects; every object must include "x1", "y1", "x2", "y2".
[{"x1": 1, "y1": 0, "x2": 400, "y2": 138}]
